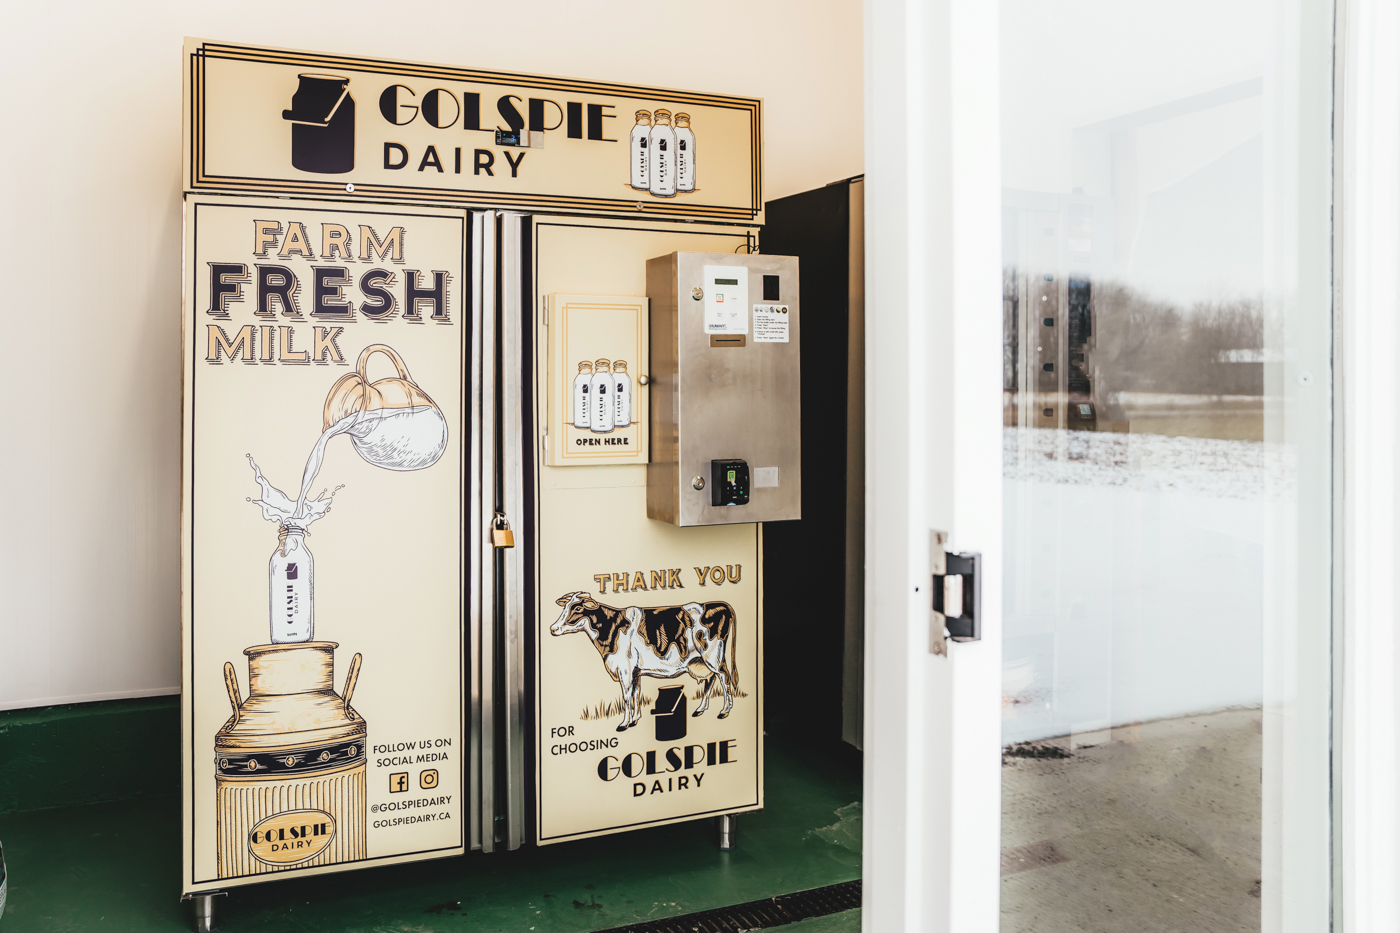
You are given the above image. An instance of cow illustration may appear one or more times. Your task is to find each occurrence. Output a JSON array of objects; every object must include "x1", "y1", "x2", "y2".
[{"x1": 550, "y1": 592, "x2": 739, "y2": 732}]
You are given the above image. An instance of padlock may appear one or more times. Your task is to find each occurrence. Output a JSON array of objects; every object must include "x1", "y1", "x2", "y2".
[{"x1": 492, "y1": 513, "x2": 515, "y2": 548}]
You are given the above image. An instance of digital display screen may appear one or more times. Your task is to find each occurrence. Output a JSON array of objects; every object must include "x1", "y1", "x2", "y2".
[{"x1": 714, "y1": 278, "x2": 739, "y2": 285}]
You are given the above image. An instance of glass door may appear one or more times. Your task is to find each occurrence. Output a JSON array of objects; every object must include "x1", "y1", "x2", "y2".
[{"x1": 998, "y1": 1, "x2": 1334, "y2": 930}]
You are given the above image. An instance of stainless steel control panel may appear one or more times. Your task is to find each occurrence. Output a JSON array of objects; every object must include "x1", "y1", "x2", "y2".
[{"x1": 646, "y1": 251, "x2": 801, "y2": 526}]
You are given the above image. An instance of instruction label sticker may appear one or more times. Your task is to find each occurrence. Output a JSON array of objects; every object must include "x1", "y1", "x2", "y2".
[
  {"x1": 704, "y1": 265, "x2": 749, "y2": 335},
  {"x1": 752, "y1": 304, "x2": 790, "y2": 343}
]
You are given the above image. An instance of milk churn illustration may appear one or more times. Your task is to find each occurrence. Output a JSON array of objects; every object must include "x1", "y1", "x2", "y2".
[
  {"x1": 215, "y1": 643, "x2": 366, "y2": 878},
  {"x1": 572, "y1": 361, "x2": 594, "y2": 429},
  {"x1": 590, "y1": 360, "x2": 614, "y2": 433},
  {"x1": 282, "y1": 73, "x2": 356, "y2": 175},
  {"x1": 323, "y1": 345, "x2": 448, "y2": 471}
]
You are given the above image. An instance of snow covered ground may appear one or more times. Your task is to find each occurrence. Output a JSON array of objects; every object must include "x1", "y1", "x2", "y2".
[
  {"x1": 1004, "y1": 427, "x2": 1294, "y2": 501},
  {"x1": 1002, "y1": 428, "x2": 1281, "y2": 744}
]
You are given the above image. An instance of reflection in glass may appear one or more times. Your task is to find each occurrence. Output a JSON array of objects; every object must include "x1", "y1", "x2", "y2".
[{"x1": 998, "y1": 2, "x2": 1332, "y2": 930}]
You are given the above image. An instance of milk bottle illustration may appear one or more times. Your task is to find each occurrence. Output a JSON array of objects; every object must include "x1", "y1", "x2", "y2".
[
  {"x1": 590, "y1": 359, "x2": 614, "y2": 433},
  {"x1": 674, "y1": 113, "x2": 696, "y2": 193},
  {"x1": 648, "y1": 110, "x2": 677, "y2": 198},
  {"x1": 572, "y1": 361, "x2": 594, "y2": 429},
  {"x1": 269, "y1": 524, "x2": 314, "y2": 643},
  {"x1": 612, "y1": 360, "x2": 632, "y2": 428},
  {"x1": 629, "y1": 111, "x2": 652, "y2": 191}
]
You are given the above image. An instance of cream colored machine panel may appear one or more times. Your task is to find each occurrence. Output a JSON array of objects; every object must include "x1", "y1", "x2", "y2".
[
  {"x1": 180, "y1": 195, "x2": 468, "y2": 894},
  {"x1": 533, "y1": 219, "x2": 763, "y2": 845},
  {"x1": 546, "y1": 294, "x2": 648, "y2": 466}
]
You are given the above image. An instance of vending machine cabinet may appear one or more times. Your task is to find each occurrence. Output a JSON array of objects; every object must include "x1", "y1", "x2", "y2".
[{"x1": 646, "y1": 252, "x2": 802, "y2": 527}]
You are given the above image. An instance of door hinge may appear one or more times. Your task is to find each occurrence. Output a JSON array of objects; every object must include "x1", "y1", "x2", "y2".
[{"x1": 929, "y1": 530, "x2": 981, "y2": 654}]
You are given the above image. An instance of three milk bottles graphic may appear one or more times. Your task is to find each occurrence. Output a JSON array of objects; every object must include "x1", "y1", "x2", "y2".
[
  {"x1": 216, "y1": 344, "x2": 448, "y2": 879},
  {"x1": 572, "y1": 359, "x2": 633, "y2": 432},
  {"x1": 629, "y1": 110, "x2": 696, "y2": 198}
]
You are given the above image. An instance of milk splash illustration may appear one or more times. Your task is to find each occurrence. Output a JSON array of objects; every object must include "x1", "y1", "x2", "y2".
[
  {"x1": 246, "y1": 414, "x2": 356, "y2": 530},
  {"x1": 244, "y1": 344, "x2": 451, "y2": 644},
  {"x1": 246, "y1": 412, "x2": 357, "y2": 644}
]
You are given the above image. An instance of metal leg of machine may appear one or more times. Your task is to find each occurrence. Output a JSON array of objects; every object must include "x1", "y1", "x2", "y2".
[
  {"x1": 716, "y1": 813, "x2": 738, "y2": 851},
  {"x1": 183, "y1": 891, "x2": 226, "y2": 932}
]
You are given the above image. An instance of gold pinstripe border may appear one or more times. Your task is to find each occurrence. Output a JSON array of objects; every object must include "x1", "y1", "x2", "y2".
[{"x1": 187, "y1": 41, "x2": 762, "y2": 223}]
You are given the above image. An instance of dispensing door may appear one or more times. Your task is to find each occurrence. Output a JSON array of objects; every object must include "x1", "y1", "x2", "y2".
[{"x1": 179, "y1": 195, "x2": 476, "y2": 893}]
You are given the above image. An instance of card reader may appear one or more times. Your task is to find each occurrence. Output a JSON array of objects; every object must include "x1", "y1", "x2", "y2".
[{"x1": 710, "y1": 459, "x2": 750, "y2": 506}]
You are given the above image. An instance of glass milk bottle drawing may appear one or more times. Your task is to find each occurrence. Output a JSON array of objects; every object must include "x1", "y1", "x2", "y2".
[
  {"x1": 629, "y1": 111, "x2": 652, "y2": 191},
  {"x1": 612, "y1": 360, "x2": 632, "y2": 428},
  {"x1": 674, "y1": 113, "x2": 696, "y2": 193},
  {"x1": 648, "y1": 110, "x2": 677, "y2": 198},
  {"x1": 269, "y1": 524, "x2": 314, "y2": 643},
  {"x1": 590, "y1": 359, "x2": 614, "y2": 433},
  {"x1": 572, "y1": 361, "x2": 593, "y2": 429}
]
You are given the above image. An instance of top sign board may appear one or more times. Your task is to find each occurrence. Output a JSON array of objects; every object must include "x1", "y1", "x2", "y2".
[{"x1": 183, "y1": 39, "x2": 763, "y2": 224}]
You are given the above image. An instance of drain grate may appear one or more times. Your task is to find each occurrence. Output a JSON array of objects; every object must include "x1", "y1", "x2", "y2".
[{"x1": 593, "y1": 879, "x2": 861, "y2": 933}]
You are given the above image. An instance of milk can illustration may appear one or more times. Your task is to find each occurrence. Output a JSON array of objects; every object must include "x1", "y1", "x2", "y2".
[
  {"x1": 215, "y1": 643, "x2": 366, "y2": 878},
  {"x1": 282, "y1": 74, "x2": 356, "y2": 175}
]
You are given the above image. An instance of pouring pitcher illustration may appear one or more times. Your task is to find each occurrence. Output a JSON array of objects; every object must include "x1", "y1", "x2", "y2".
[{"x1": 323, "y1": 344, "x2": 449, "y2": 471}]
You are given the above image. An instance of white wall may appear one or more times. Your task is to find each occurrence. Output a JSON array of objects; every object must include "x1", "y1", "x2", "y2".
[{"x1": 0, "y1": 1, "x2": 863, "y2": 711}]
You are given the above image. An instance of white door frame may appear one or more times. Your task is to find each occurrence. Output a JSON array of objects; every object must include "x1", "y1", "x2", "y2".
[
  {"x1": 1339, "y1": 0, "x2": 1400, "y2": 928},
  {"x1": 862, "y1": 0, "x2": 1003, "y2": 930},
  {"x1": 864, "y1": 0, "x2": 1400, "y2": 929}
]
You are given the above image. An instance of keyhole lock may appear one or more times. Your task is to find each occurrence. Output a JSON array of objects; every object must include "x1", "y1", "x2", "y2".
[
  {"x1": 692, "y1": 476, "x2": 706, "y2": 490},
  {"x1": 491, "y1": 513, "x2": 515, "y2": 548},
  {"x1": 692, "y1": 287, "x2": 704, "y2": 300}
]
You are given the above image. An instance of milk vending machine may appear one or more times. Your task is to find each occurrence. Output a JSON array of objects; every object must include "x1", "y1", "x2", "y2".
[{"x1": 178, "y1": 38, "x2": 797, "y2": 922}]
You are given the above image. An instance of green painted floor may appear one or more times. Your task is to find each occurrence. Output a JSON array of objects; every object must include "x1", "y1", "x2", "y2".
[{"x1": 0, "y1": 738, "x2": 860, "y2": 932}]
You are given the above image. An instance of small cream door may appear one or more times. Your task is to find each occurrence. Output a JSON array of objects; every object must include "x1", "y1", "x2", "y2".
[{"x1": 546, "y1": 294, "x2": 649, "y2": 466}]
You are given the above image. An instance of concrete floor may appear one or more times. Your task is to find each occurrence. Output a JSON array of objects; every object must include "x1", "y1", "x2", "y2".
[{"x1": 1001, "y1": 707, "x2": 1262, "y2": 932}]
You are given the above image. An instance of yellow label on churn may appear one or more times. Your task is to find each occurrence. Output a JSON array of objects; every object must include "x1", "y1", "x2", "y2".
[{"x1": 248, "y1": 809, "x2": 337, "y2": 865}]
